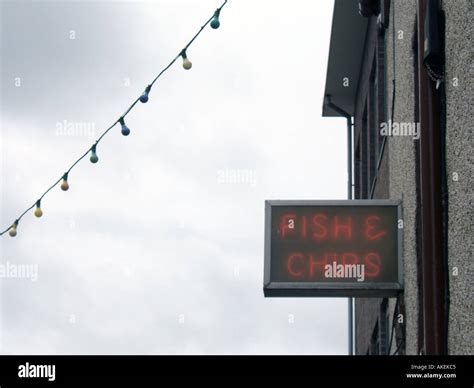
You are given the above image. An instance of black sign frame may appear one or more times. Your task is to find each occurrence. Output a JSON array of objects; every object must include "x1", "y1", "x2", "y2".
[{"x1": 264, "y1": 200, "x2": 403, "y2": 297}]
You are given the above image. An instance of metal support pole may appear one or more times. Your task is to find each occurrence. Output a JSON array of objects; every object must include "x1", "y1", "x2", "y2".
[{"x1": 347, "y1": 116, "x2": 353, "y2": 356}]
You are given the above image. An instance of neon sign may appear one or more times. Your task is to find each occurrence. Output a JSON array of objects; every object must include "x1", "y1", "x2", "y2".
[{"x1": 263, "y1": 200, "x2": 403, "y2": 297}]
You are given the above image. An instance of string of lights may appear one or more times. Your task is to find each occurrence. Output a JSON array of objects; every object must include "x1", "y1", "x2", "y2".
[{"x1": 1, "y1": 0, "x2": 228, "y2": 238}]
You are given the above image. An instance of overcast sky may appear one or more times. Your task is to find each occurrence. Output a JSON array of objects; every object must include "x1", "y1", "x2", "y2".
[{"x1": 0, "y1": 0, "x2": 349, "y2": 354}]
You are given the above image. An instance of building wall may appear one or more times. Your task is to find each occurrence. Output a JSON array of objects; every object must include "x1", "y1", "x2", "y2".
[
  {"x1": 443, "y1": 0, "x2": 474, "y2": 355},
  {"x1": 385, "y1": 0, "x2": 419, "y2": 356},
  {"x1": 355, "y1": 0, "x2": 420, "y2": 355},
  {"x1": 354, "y1": 16, "x2": 385, "y2": 354},
  {"x1": 355, "y1": 0, "x2": 473, "y2": 355}
]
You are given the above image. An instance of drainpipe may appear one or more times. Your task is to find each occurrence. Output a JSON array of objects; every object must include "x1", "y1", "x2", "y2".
[
  {"x1": 324, "y1": 95, "x2": 354, "y2": 355},
  {"x1": 416, "y1": 0, "x2": 447, "y2": 355}
]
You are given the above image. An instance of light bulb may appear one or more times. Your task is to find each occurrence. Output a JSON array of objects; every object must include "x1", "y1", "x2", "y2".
[
  {"x1": 34, "y1": 200, "x2": 43, "y2": 218},
  {"x1": 140, "y1": 85, "x2": 151, "y2": 103},
  {"x1": 181, "y1": 50, "x2": 192, "y2": 70},
  {"x1": 90, "y1": 144, "x2": 99, "y2": 163},
  {"x1": 61, "y1": 173, "x2": 69, "y2": 191},
  {"x1": 211, "y1": 9, "x2": 221, "y2": 29},
  {"x1": 9, "y1": 220, "x2": 18, "y2": 237},
  {"x1": 120, "y1": 117, "x2": 130, "y2": 136}
]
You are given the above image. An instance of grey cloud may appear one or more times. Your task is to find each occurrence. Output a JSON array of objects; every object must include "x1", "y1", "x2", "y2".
[{"x1": 1, "y1": 0, "x2": 348, "y2": 355}]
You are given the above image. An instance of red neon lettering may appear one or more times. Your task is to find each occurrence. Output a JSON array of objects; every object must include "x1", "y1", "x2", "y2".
[
  {"x1": 342, "y1": 252, "x2": 359, "y2": 266},
  {"x1": 281, "y1": 214, "x2": 296, "y2": 238},
  {"x1": 301, "y1": 215, "x2": 308, "y2": 239},
  {"x1": 365, "y1": 215, "x2": 387, "y2": 241},
  {"x1": 312, "y1": 214, "x2": 328, "y2": 240},
  {"x1": 287, "y1": 253, "x2": 305, "y2": 277},
  {"x1": 365, "y1": 252, "x2": 381, "y2": 277},
  {"x1": 309, "y1": 253, "x2": 331, "y2": 278},
  {"x1": 333, "y1": 216, "x2": 353, "y2": 240}
]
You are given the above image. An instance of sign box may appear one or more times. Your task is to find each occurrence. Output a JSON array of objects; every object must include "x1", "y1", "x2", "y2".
[{"x1": 264, "y1": 200, "x2": 403, "y2": 297}]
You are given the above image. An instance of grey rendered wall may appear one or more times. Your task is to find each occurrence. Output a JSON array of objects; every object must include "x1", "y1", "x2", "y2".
[
  {"x1": 443, "y1": 0, "x2": 474, "y2": 355},
  {"x1": 354, "y1": 0, "x2": 472, "y2": 356},
  {"x1": 354, "y1": 0, "x2": 420, "y2": 355},
  {"x1": 385, "y1": 0, "x2": 419, "y2": 355}
]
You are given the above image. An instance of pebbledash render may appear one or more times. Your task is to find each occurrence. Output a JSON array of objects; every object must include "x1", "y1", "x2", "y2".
[{"x1": 322, "y1": 0, "x2": 472, "y2": 355}]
